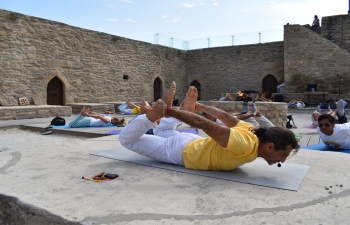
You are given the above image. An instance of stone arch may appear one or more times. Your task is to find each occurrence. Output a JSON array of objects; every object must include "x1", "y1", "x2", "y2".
[
  {"x1": 262, "y1": 74, "x2": 277, "y2": 94},
  {"x1": 32, "y1": 71, "x2": 73, "y2": 105},
  {"x1": 258, "y1": 72, "x2": 282, "y2": 94},
  {"x1": 147, "y1": 75, "x2": 165, "y2": 101},
  {"x1": 190, "y1": 80, "x2": 201, "y2": 100}
]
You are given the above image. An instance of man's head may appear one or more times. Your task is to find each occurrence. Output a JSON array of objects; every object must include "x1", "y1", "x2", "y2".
[
  {"x1": 255, "y1": 127, "x2": 300, "y2": 165},
  {"x1": 317, "y1": 114, "x2": 335, "y2": 135},
  {"x1": 111, "y1": 117, "x2": 126, "y2": 126}
]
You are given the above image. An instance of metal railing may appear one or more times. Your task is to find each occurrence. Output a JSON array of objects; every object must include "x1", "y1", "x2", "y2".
[{"x1": 153, "y1": 28, "x2": 283, "y2": 50}]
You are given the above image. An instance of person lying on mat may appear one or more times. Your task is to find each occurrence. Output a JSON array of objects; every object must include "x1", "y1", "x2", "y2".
[
  {"x1": 119, "y1": 81, "x2": 299, "y2": 171},
  {"x1": 118, "y1": 100, "x2": 141, "y2": 115},
  {"x1": 69, "y1": 106, "x2": 126, "y2": 128},
  {"x1": 312, "y1": 99, "x2": 347, "y2": 127},
  {"x1": 317, "y1": 112, "x2": 350, "y2": 149}
]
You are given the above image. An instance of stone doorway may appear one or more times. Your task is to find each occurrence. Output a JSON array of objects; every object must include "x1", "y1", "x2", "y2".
[
  {"x1": 262, "y1": 75, "x2": 277, "y2": 93},
  {"x1": 190, "y1": 80, "x2": 201, "y2": 100},
  {"x1": 47, "y1": 77, "x2": 63, "y2": 105},
  {"x1": 153, "y1": 77, "x2": 162, "y2": 101}
]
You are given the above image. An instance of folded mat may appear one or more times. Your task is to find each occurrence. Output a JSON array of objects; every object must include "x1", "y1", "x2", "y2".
[
  {"x1": 106, "y1": 128, "x2": 199, "y2": 135},
  {"x1": 302, "y1": 143, "x2": 350, "y2": 154},
  {"x1": 91, "y1": 147, "x2": 309, "y2": 191},
  {"x1": 302, "y1": 125, "x2": 317, "y2": 129}
]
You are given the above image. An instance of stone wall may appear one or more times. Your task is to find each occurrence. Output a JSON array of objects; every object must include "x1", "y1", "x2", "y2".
[
  {"x1": 284, "y1": 24, "x2": 350, "y2": 93},
  {"x1": 0, "y1": 9, "x2": 188, "y2": 105},
  {"x1": 321, "y1": 14, "x2": 350, "y2": 52},
  {"x1": 0, "y1": 105, "x2": 72, "y2": 120},
  {"x1": 186, "y1": 42, "x2": 284, "y2": 100}
]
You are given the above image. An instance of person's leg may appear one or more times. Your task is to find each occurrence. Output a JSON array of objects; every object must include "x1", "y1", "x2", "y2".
[
  {"x1": 337, "y1": 99, "x2": 345, "y2": 116},
  {"x1": 118, "y1": 103, "x2": 133, "y2": 115},
  {"x1": 153, "y1": 117, "x2": 182, "y2": 138},
  {"x1": 254, "y1": 115, "x2": 275, "y2": 128},
  {"x1": 243, "y1": 117, "x2": 260, "y2": 129},
  {"x1": 68, "y1": 115, "x2": 92, "y2": 128}
]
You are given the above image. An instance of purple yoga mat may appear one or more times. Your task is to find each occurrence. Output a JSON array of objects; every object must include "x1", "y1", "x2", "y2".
[
  {"x1": 106, "y1": 128, "x2": 199, "y2": 135},
  {"x1": 302, "y1": 125, "x2": 317, "y2": 129}
]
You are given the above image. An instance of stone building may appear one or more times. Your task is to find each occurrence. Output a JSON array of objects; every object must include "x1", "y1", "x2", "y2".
[{"x1": 0, "y1": 9, "x2": 350, "y2": 106}]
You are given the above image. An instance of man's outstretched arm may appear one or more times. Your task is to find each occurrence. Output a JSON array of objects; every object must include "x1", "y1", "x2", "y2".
[
  {"x1": 195, "y1": 103, "x2": 240, "y2": 128},
  {"x1": 169, "y1": 108, "x2": 231, "y2": 147}
]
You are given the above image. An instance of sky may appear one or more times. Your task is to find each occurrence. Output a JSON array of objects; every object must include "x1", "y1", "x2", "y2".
[{"x1": 0, "y1": 0, "x2": 348, "y2": 49}]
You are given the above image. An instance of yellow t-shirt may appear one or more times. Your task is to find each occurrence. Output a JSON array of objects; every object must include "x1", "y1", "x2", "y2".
[
  {"x1": 182, "y1": 121, "x2": 259, "y2": 171},
  {"x1": 131, "y1": 106, "x2": 141, "y2": 114}
]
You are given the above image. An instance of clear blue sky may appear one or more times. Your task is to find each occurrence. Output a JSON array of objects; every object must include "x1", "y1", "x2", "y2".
[{"x1": 0, "y1": 0, "x2": 348, "y2": 46}]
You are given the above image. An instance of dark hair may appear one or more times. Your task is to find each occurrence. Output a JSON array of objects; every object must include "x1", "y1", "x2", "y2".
[
  {"x1": 111, "y1": 117, "x2": 126, "y2": 126},
  {"x1": 254, "y1": 127, "x2": 300, "y2": 153},
  {"x1": 318, "y1": 114, "x2": 335, "y2": 123}
]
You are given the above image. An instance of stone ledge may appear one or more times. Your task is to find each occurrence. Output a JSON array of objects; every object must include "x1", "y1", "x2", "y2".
[
  {"x1": 0, "y1": 105, "x2": 72, "y2": 120},
  {"x1": 66, "y1": 103, "x2": 115, "y2": 114},
  {"x1": 199, "y1": 101, "x2": 288, "y2": 127}
]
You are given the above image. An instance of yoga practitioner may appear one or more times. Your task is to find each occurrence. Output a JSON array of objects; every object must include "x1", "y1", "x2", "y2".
[
  {"x1": 119, "y1": 82, "x2": 299, "y2": 171},
  {"x1": 317, "y1": 100, "x2": 350, "y2": 149},
  {"x1": 118, "y1": 100, "x2": 141, "y2": 115},
  {"x1": 69, "y1": 106, "x2": 126, "y2": 128}
]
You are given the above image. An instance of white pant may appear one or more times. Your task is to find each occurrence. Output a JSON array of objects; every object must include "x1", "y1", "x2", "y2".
[
  {"x1": 153, "y1": 117, "x2": 183, "y2": 138},
  {"x1": 119, "y1": 115, "x2": 202, "y2": 165}
]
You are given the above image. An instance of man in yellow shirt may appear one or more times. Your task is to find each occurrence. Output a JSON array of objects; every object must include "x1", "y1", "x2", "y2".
[{"x1": 119, "y1": 82, "x2": 299, "y2": 171}]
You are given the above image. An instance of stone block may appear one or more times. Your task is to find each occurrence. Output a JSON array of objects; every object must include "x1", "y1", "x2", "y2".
[
  {"x1": 19, "y1": 97, "x2": 30, "y2": 106},
  {"x1": 0, "y1": 94, "x2": 18, "y2": 106}
]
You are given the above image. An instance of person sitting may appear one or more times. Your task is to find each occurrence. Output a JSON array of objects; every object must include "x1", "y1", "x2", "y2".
[
  {"x1": 119, "y1": 81, "x2": 299, "y2": 171},
  {"x1": 312, "y1": 15, "x2": 320, "y2": 27},
  {"x1": 69, "y1": 106, "x2": 126, "y2": 128},
  {"x1": 118, "y1": 100, "x2": 141, "y2": 115}
]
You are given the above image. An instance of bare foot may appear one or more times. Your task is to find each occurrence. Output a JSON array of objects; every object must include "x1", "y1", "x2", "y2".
[
  {"x1": 140, "y1": 98, "x2": 152, "y2": 114},
  {"x1": 179, "y1": 100, "x2": 185, "y2": 110},
  {"x1": 146, "y1": 99, "x2": 166, "y2": 122},
  {"x1": 161, "y1": 81, "x2": 176, "y2": 106},
  {"x1": 80, "y1": 106, "x2": 90, "y2": 116},
  {"x1": 182, "y1": 86, "x2": 198, "y2": 112}
]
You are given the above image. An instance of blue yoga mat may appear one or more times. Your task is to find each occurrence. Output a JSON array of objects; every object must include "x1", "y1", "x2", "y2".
[
  {"x1": 302, "y1": 143, "x2": 350, "y2": 154},
  {"x1": 52, "y1": 124, "x2": 116, "y2": 129},
  {"x1": 106, "y1": 128, "x2": 199, "y2": 135}
]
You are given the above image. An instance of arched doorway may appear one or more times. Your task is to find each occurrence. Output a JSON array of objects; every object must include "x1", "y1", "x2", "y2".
[
  {"x1": 262, "y1": 75, "x2": 277, "y2": 94},
  {"x1": 153, "y1": 77, "x2": 162, "y2": 101},
  {"x1": 47, "y1": 77, "x2": 63, "y2": 105},
  {"x1": 190, "y1": 80, "x2": 201, "y2": 100}
]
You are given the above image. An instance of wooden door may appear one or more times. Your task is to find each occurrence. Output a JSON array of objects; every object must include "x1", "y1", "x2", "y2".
[
  {"x1": 47, "y1": 77, "x2": 63, "y2": 105},
  {"x1": 262, "y1": 75, "x2": 277, "y2": 93},
  {"x1": 153, "y1": 78, "x2": 162, "y2": 101},
  {"x1": 190, "y1": 80, "x2": 201, "y2": 100}
]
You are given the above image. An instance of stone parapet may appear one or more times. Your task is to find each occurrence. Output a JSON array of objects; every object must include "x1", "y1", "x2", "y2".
[
  {"x1": 0, "y1": 105, "x2": 72, "y2": 120},
  {"x1": 66, "y1": 103, "x2": 115, "y2": 114},
  {"x1": 198, "y1": 101, "x2": 287, "y2": 127}
]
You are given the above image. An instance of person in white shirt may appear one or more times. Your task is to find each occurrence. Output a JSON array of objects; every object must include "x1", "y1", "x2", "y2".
[
  {"x1": 69, "y1": 106, "x2": 125, "y2": 128},
  {"x1": 317, "y1": 113, "x2": 350, "y2": 149}
]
